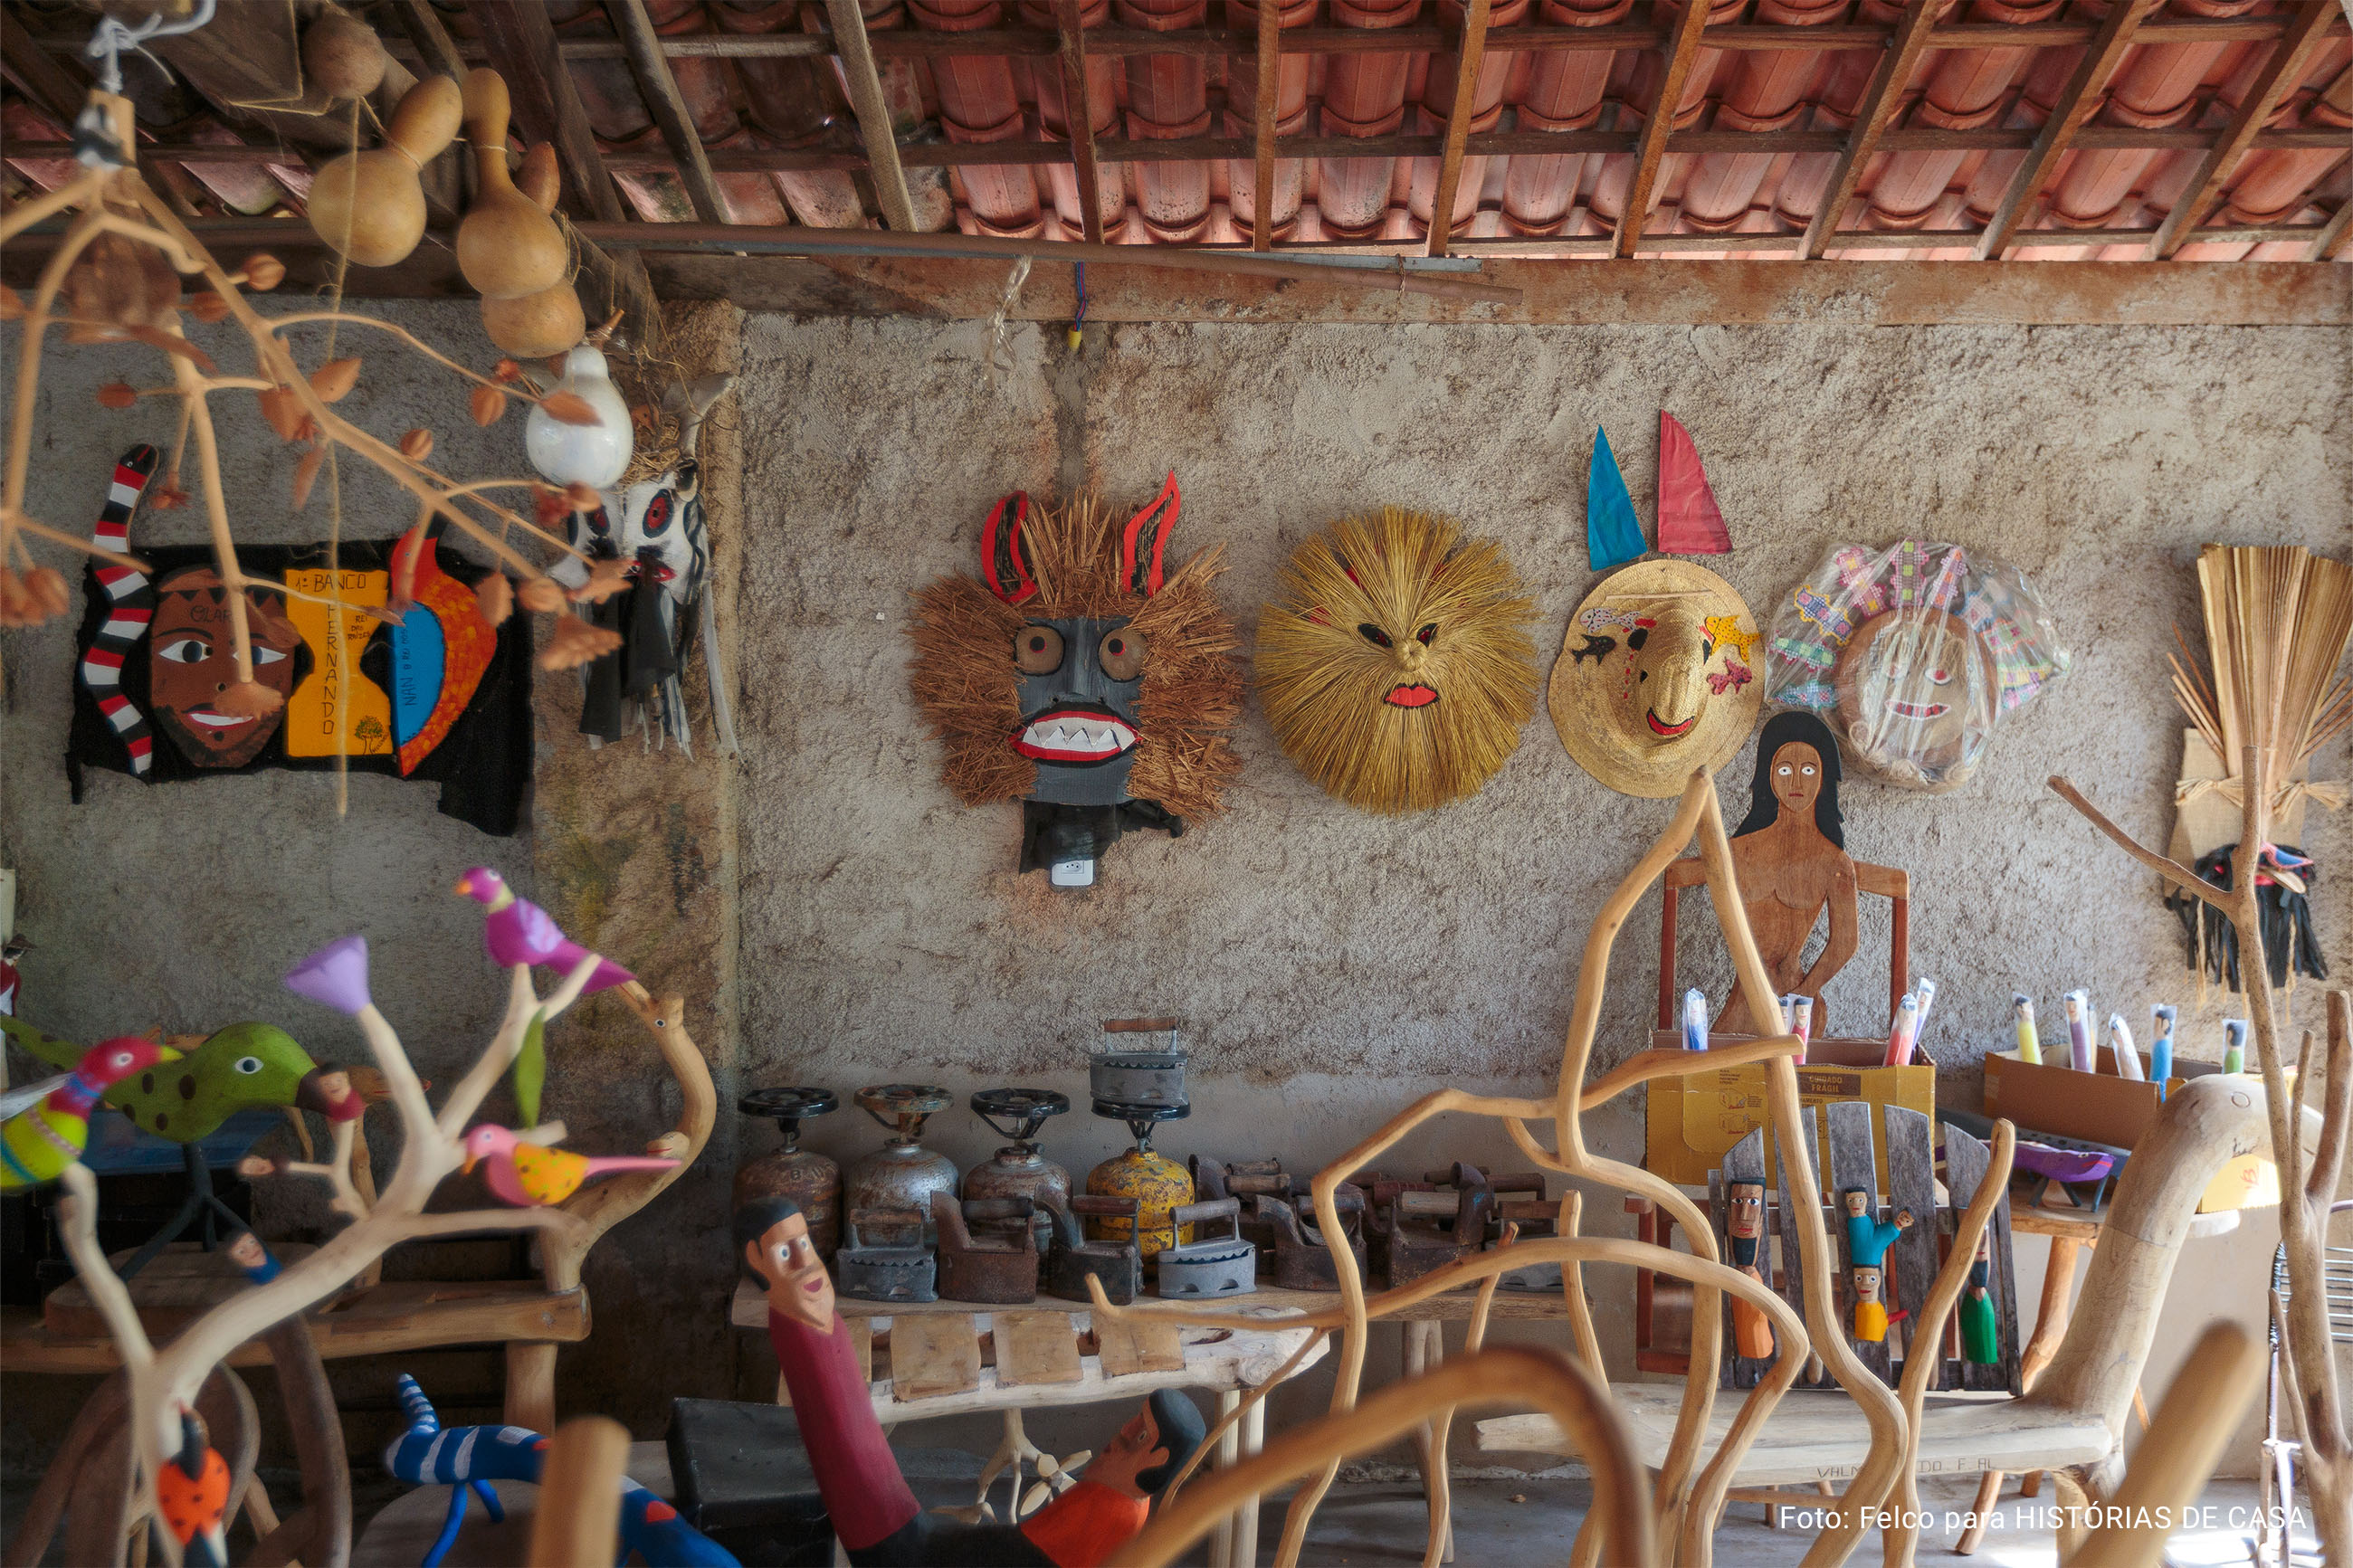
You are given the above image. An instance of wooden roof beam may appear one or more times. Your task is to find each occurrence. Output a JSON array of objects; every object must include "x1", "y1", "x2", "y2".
[
  {"x1": 1425, "y1": 0, "x2": 1496, "y2": 259},
  {"x1": 1802, "y1": 0, "x2": 1947, "y2": 261},
  {"x1": 2148, "y1": 0, "x2": 2341, "y2": 260},
  {"x1": 1252, "y1": 0, "x2": 1281, "y2": 252},
  {"x1": 823, "y1": 0, "x2": 921, "y2": 230},
  {"x1": 2309, "y1": 198, "x2": 2352, "y2": 261},
  {"x1": 608, "y1": 0, "x2": 730, "y2": 224},
  {"x1": 1052, "y1": 0, "x2": 1108, "y2": 244},
  {"x1": 1973, "y1": 0, "x2": 2158, "y2": 260},
  {"x1": 1613, "y1": 0, "x2": 1714, "y2": 260}
]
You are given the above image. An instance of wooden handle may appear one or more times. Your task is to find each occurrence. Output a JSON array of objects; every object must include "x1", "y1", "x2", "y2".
[
  {"x1": 1102, "y1": 1018, "x2": 1181, "y2": 1032},
  {"x1": 528, "y1": 1417, "x2": 629, "y2": 1568},
  {"x1": 385, "y1": 73, "x2": 462, "y2": 166}
]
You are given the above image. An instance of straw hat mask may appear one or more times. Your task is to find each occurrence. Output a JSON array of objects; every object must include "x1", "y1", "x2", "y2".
[{"x1": 1549, "y1": 560, "x2": 1763, "y2": 798}]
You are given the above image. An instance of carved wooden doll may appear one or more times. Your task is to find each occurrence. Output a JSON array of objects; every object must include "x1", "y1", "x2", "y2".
[
  {"x1": 1842, "y1": 1186, "x2": 1911, "y2": 1344},
  {"x1": 1959, "y1": 1229, "x2": 2000, "y2": 1365},
  {"x1": 1723, "y1": 1178, "x2": 1775, "y2": 1361}
]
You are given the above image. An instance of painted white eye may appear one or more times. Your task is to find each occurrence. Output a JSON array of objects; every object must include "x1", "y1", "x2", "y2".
[
  {"x1": 156, "y1": 636, "x2": 210, "y2": 664},
  {"x1": 110, "y1": 1051, "x2": 134, "y2": 1069},
  {"x1": 1776, "y1": 765, "x2": 1791, "y2": 775},
  {"x1": 235, "y1": 1056, "x2": 263, "y2": 1074},
  {"x1": 1802, "y1": 765, "x2": 1816, "y2": 776},
  {"x1": 251, "y1": 645, "x2": 289, "y2": 666}
]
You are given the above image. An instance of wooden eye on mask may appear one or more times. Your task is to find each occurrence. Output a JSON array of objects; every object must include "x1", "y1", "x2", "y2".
[
  {"x1": 1100, "y1": 628, "x2": 1147, "y2": 680},
  {"x1": 1015, "y1": 625, "x2": 1064, "y2": 674}
]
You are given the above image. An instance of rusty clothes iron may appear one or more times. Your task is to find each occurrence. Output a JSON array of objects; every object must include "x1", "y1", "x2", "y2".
[
  {"x1": 1157, "y1": 1197, "x2": 1257, "y2": 1299},
  {"x1": 834, "y1": 1209, "x2": 937, "y2": 1305},
  {"x1": 1090, "y1": 1018, "x2": 1187, "y2": 1112},
  {"x1": 1258, "y1": 1186, "x2": 1369, "y2": 1292},
  {"x1": 931, "y1": 1192, "x2": 1041, "y2": 1304},
  {"x1": 1042, "y1": 1192, "x2": 1141, "y2": 1306},
  {"x1": 1375, "y1": 1180, "x2": 1492, "y2": 1289}
]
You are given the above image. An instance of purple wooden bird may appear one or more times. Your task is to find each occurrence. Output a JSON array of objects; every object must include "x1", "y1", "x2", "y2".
[{"x1": 452, "y1": 868, "x2": 634, "y2": 993}]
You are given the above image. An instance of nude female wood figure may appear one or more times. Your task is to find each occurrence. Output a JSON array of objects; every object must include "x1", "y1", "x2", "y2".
[{"x1": 1721, "y1": 711, "x2": 1861, "y2": 1035}]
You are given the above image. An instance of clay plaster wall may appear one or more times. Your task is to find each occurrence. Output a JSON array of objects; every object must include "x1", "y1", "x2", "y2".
[
  {"x1": 2, "y1": 304, "x2": 2348, "y2": 1483},
  {"x1": 734, "y1": 314, "x2": 2348, "y2": 1470}
]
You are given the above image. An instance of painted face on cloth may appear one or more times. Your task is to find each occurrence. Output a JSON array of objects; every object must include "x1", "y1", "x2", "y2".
[
  {"x1": 1834, "y1": 608, "x2": 1991, "y2": 774},
  {"x1": 1255, "y1": 507, "x2": 1538, "y2": 816},
  {"x1": 148, "y1": 568, "x2": 300, "y2": 767}
]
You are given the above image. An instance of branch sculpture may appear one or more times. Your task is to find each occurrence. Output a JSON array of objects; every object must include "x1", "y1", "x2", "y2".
[
  {"x1": 1091, "y1": 770, "x2": 1910, "y2": 1568},
  {"x1": 2053, "y1": 751, "x2": 2353, "y2": 1561},
  {"x1": 46, "y1": 916, "x2": 710, "y2": 1568},
  {"x1": 0, "y1": 87, "x2": 629, "y2": 686}
]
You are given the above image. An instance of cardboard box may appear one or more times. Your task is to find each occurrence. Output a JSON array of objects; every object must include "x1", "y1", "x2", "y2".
[
  {"x1": 1644, "y1": 1037, "x2": 1935, "y2": 1192},
  {"x1": 1982, "y1": 1048, "x2": 2282, "y2": 1213}
]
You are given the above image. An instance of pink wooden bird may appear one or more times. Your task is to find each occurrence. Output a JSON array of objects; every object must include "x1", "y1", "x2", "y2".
[
  {"x1": 452, "y1": 868, "x2": 634, "y2": 993},
  {"x1": 461, "y1": 1124, "x2": 678, "y2": 1207}
]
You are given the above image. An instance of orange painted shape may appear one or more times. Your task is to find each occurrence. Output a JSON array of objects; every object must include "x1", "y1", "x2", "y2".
[
  {"x1": 157, "y1": 1448, "x2": 230, "y2": 1544},
  {"x1": 512, "y1": 1143, "x2": 591, "y2": 1204},
  {"x1": 388, "y1": 523, "x2": 498, "y2": 777}
]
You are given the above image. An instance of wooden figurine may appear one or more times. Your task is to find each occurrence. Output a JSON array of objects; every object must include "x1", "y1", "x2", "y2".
[
  {"x1": 0, "y1": 1037, "x2": 177, "y2": 1191},
  {"x1": 1723, "y1": 1177, "x2": 1775, "y2": 1362},
  {"x1": 1842, "y1": 1187, "x2": 1912, "y2": 1343},
  {"x1": 1960, "y1": 1230, "x2": 2000, "y2": 1366},
  {"x1": 460, "y1": 1124, "x2": 679, "y2": 1208},
  {"x1": 155, "y1": 1409, "x2": 232, "y2": 1568},
  {"x1": 737, "y1": 1196, "x2": 1206, "y2": 1565},
  {"x1": 453, "y1": 868, "x2": 635, "y2": 993},
  {"x1": 305, "y1": 74, "x2": 464, "y2": 268},
  {"x1": 1721, "y1": 710, "x2": 1857, "y2": 1035}
]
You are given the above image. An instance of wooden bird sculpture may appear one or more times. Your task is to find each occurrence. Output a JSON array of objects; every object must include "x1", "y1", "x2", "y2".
[
  {"x1": 1, "y1": 1017, "x2": 359, "y2": 1143},
  {"x1": 461, "y1": 1123, "x2": 677, "y2": 1207},
  {"x1": 0, "y1": 1037, "x2": 178, "y2": 1191},
  {"x1": 452, "y1": 868, "x2": 634, "y2": 993}
]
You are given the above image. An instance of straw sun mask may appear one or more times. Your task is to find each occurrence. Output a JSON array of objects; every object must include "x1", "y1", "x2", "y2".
[{"x1": 1256, "y1": 508, "x2": 1539, "y2": 815}]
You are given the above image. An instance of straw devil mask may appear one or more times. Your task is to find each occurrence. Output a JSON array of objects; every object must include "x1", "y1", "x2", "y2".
[
  {"x1": 910, "y1": 478, "x2": 1242, "y2": 886},
  {"x1": 1255, "y1": 508, "x2": 1538, "y2": 815}
]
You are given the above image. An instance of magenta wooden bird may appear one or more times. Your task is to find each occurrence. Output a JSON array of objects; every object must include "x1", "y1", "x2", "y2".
[
  {"x1": 461, "y1": 1123, "x2": 679, "y2": 1207},
  {"x1": 452, "y1": 868, "x2": 634, "y2": 993}
]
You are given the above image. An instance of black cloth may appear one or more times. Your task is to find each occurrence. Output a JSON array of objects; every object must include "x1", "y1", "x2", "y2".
[{"x1": 66, "y1": 536, "x2": 530, "y2": 836}]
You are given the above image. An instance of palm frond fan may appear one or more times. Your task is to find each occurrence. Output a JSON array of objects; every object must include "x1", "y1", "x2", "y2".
[{"x1": 2164, "y1": 545, "x2": 2351, "y2": 996}]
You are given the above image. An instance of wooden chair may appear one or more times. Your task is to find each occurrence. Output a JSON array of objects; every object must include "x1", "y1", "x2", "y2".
[{"x1": 1478, "y1": 1072, "x2": 2272, "y2": 1558}]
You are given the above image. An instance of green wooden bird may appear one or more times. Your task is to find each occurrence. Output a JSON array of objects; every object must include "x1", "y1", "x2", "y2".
[{"x1": 1, "y1": 1017, "x2": 360, "y2": 1140}]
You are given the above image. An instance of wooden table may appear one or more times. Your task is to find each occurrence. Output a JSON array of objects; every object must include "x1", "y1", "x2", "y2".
[{"x1": 729, "y1": 1277, "x2": 1555, "y2": 1566}]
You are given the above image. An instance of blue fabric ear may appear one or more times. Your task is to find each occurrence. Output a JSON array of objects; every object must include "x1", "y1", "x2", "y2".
[{"x1": 1586, "y1": 427, "x2": 1645, "y2": 573}]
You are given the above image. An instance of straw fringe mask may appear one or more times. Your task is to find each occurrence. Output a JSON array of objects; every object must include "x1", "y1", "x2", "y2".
[{"x1": 1257, "y1": 508, "x2": 1539, "y2": 815}]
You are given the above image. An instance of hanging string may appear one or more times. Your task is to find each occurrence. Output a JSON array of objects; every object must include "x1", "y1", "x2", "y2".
[
  {"x1": 321, "y1": 100, "x2": 359, "y2": 818},
  {"x1": 980, "y1": 256, "x2": 1033, "y2": 386}
]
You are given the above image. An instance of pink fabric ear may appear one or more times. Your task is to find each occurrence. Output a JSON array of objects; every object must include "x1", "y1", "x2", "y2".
[
  {"x1": 982, "y1": 491, "x2": 1037, "y2": 604},
  {"x1": 1119, "y1": 471, "x2": 1181, "y2": 596}
]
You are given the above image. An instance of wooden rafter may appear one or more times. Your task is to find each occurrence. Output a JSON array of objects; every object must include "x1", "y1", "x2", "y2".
[
  {"x1": 1613, "y1": 0, "x2": 1715, "y2": 259},
  {"x1": 608, "y1": 0, "x2": 729, "y2": 224},
  {"x1": 1252, "y1": 0, "x2": 1281, "y2": 252},
  {"x1": 393, "y1": 0, "x2": 470, "y2": 81},
  {"x1": 824, "y1": 0, "x2": 921, "y2": 231},
  {"x1": 2148, "y1": 0, "x2": 2341, "y2": 259},
  {"x1": 0, "y1": 5, "x2": 92, "y2": 127},
  {"x1": 2311, "y1": 199, "x2": 2353, "y2": 261},
  {"x1": 1802, "y1": 0, "x2": 1945, "y2": 260},
  {"x1": 1972, "y1": 0, "x2": 2158, "y2": 260},
  {"x1": 1425, "y1": 0, "x2": 1496, "y2": 260},
  {"x1": 1052, "y1": 0, "x2": 1107, "y2": 244}
]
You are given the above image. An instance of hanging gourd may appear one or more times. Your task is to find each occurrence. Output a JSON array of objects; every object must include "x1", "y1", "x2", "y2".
[
  {"x1": 307, "y1": 73, "x2": 462, "y2": 267},
  {"x1": 300, "y1": 11, "x2": 388, "y2": 101},
  {"x1": 457, "y1": 69, "x2": 570, "y2": 301},
  {"x1": 479, "y1": 146, "x2": 584, "y2": 357},
  {"x1": 525, "y1": 345, "x2": 634, "y2": 489}
]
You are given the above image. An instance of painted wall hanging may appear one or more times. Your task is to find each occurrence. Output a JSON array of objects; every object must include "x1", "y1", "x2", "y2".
[
  {"x1": 68, "y1": 447, "x2": 531, "y2": 835},
  {"x1": 1256, "y1": 507, "x2": 1538, "y2": 816},
  {"x1": 910, "y1": 477, "x2": 1242, "y2": 888},
  {"x1": 1763, "y1": 537, "x2": 2066, "y2": 793},
  {"x1": 1549, "y1": 559, "x2": 1761, "y2": 799}
]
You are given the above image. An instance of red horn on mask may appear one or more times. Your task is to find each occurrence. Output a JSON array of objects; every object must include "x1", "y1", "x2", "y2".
[
  {"x1": 1119, "y1": 471, "x2": 1180, "y2": 597},
  {"x1": 981, "y1": 492, "x2": 1037, "y2": 604}
]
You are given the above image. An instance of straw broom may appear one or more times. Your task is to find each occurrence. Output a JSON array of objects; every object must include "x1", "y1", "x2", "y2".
[{"x1": 2173, "y1": 545, "x2": 2353, "y2": 811}]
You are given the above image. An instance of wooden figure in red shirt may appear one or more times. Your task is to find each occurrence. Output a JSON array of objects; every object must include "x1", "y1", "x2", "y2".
[{"x1": 738, "y1": 1197, "x2": 1204, "y2": 1567}]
